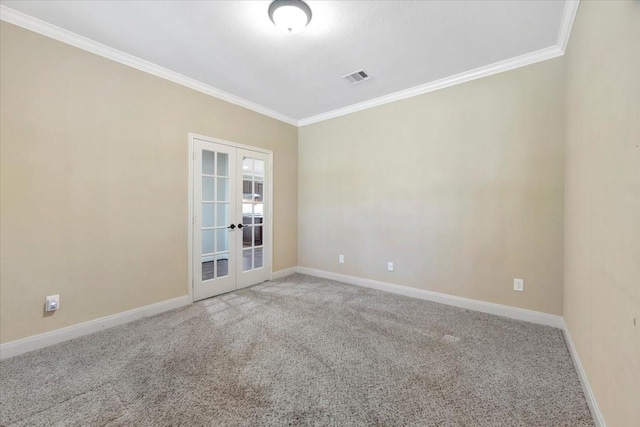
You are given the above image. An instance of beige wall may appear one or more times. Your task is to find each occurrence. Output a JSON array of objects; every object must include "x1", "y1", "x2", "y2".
[
  {"x1": 0, "y1": 22, "x2": 298, "y2": 343},
  {"x1": 4, "y1": 7, "x2": 639, "y2": 423},
  {"x1": 564, "y1": 2, "x2": 640, "y2": 426},
  {"x1": 298, "y1": 58, "x2": 566, "y2": 315}
]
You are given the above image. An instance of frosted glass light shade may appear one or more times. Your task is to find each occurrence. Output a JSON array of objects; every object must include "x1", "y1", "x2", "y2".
[{"x1": 268, "y1": 0, "x2": 312, "y2": 34}]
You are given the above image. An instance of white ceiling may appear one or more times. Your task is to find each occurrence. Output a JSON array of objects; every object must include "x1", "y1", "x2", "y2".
[{"x1": 0, "y1": 1, "x2": 575, "y2": 125}]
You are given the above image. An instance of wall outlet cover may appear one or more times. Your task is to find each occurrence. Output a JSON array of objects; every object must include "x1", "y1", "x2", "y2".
[
  {"x1": 45, "y1": 294, "x2": 60, "y2": 311},
  {"x1": 514, "y1": 278, "x2": 524, "y2": 292}
]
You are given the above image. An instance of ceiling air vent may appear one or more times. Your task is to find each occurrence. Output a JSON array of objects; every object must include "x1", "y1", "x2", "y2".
[{"x1": 343, "y1": 69, "x2": 371, "y2": 85}]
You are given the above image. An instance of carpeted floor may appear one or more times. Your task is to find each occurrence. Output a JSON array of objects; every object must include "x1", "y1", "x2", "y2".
[{"x1": 0, "y1": 274, "x2": 594, "y2": 426}]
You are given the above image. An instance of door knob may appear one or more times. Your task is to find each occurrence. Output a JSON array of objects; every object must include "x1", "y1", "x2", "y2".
[
  {"x1": 237, "y1": 224, "x2": 244, "y2": 229},
  {"x1": 228, "y1": 224, "x2": 236, "y2": 229}
]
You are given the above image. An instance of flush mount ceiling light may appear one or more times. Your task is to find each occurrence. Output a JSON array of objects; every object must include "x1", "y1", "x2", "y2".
[{"x1": 268, "y1": 0, "x2": 312, "y2": 34}]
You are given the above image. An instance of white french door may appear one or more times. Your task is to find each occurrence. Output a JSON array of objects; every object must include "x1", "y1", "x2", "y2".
[{"x1": 191, "y1": 135, "x2": 272, "y2": 301}]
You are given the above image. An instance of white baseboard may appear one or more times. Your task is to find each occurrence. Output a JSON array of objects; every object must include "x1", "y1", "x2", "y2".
[
  {"x1": 1, "y1": 267, "x2": 298, "y2": 360},
  {"x1": 0, "y1": 266, "x2": 603, "y2": 426},
  {"x1": 296, "y1": 266, "x2": 564, "y2": 328},
  {"x1": 296, "y1": 267, "x2": 604, "y2": 423},
  {"x1": 0, "y1": 295, "x2": 190, "y2": 360},
  {"x1": 563, "y1": 322, "x2": 606, "y2": 427},
  {"x1": 271, "y1": 266, "x2": 298, "y2": 280}
]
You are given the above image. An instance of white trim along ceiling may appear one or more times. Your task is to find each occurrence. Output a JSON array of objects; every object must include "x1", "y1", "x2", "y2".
[{"x1": 0, "y1": 1, "x2": 579, "y2": 127}]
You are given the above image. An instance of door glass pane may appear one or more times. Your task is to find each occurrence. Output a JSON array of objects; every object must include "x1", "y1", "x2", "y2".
[
  {"x1": 243, "y1": 249, "x2": 253, "y2": 272},
  {"x1": 216, "y1": 203, "x2": 229, "y2": 227},
  {"x1": 216, "y1": 178, "x2": 229, "y2": 202},
  {"x1": 243, "y1": 158, "x2": 253, "y2": 173},
  {"x1": 216, "y1": 229, "x2": 229, "y2": 252},
  {"x1": 239, "y1": 155, "x2": 267, "y2": 273},
  {"x1": 242, "y1": 203, "x2": 253, "y2": 224},
  {"x1": 202, "y1": 203, "x2": 214, "y2": 228},
  {"x1": 203, "y1": 177, "x2": 215, "y2": 201},
  {"x1": 253, "y1": 159, "x2": 264, "y2": 179},
  {"x1": 217, "y1": 153, "x2": 229, "y2": 176},
  {"x1": 202, "y1": 230, "x2": 214, "y2": 254},
  {"x1": 254, "y1": 181, "x2": 264, "y2": 202},
  {"x1": 254, "y1": 226, "x2": 263, "y2": 246},
  {"x1": 203, "y1": 151, "x2": 215, "y2": 175},
  {"x1": 243, "y1": 226, "x2": 252, "y2": 248},
  {"x1": 202, "y1": 259, "x2": 215, "y2": 281},
  {"x1": 254, "y1": 247, "x2": 263, "y2": 269},
  {"x1": 254, "y1": 203, "x2": 264, "y2": 218},
  {"x1": 217, "y1": 255, "x2": 229, "y2": 278},
  {"x1": 243, "y1": 180, "x2": 253, "y2": 202}
]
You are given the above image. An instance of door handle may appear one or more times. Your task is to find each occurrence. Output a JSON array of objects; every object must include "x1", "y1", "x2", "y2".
[
  {"x1": 228, "y1": 224, "x2": 236, "y2": 229},
  {"x1": 237, "y1": 224, "x2": 244, "y2": 229}
]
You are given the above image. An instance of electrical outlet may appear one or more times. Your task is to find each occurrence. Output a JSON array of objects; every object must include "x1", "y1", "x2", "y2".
[
  {"x1": 387, "y1": 262, "x2": 394, "y2": 272},
  {"x1": 45, "y1": 294, "x2": 60, "y2": 311},
  {"x1": 339, "y1": 254, "x2": 344, "y2": 264},
  {"x1": 513, "y1": 278, "x2": 524, "y2": 292}
]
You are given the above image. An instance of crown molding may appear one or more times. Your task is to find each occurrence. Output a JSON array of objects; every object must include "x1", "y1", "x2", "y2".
[
  {"x1": 1, "y1": 1, "x2": 580, "y2": 128},
  {"x1": 298, "y1": 45, "x2": 563, "y2": 126},
  {"x1": 557, "y1": 0, "x2": 580, "y2": 53},
  {"x1": 298, "y1": 0, "x2": 579, "y2": 126},
  {"x1": 0, "y1": 5, "x2": 299, "y2": 127}
]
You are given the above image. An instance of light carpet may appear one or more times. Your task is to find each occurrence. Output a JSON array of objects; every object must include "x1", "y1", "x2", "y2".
[{"x1": 0, "y1": 274, "x2": 594, "y2": 426}]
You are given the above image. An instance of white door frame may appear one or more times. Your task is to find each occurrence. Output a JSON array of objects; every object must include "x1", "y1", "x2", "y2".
[{"x1": 187, "y1": 132, "x2": 274, "y2": 303}]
